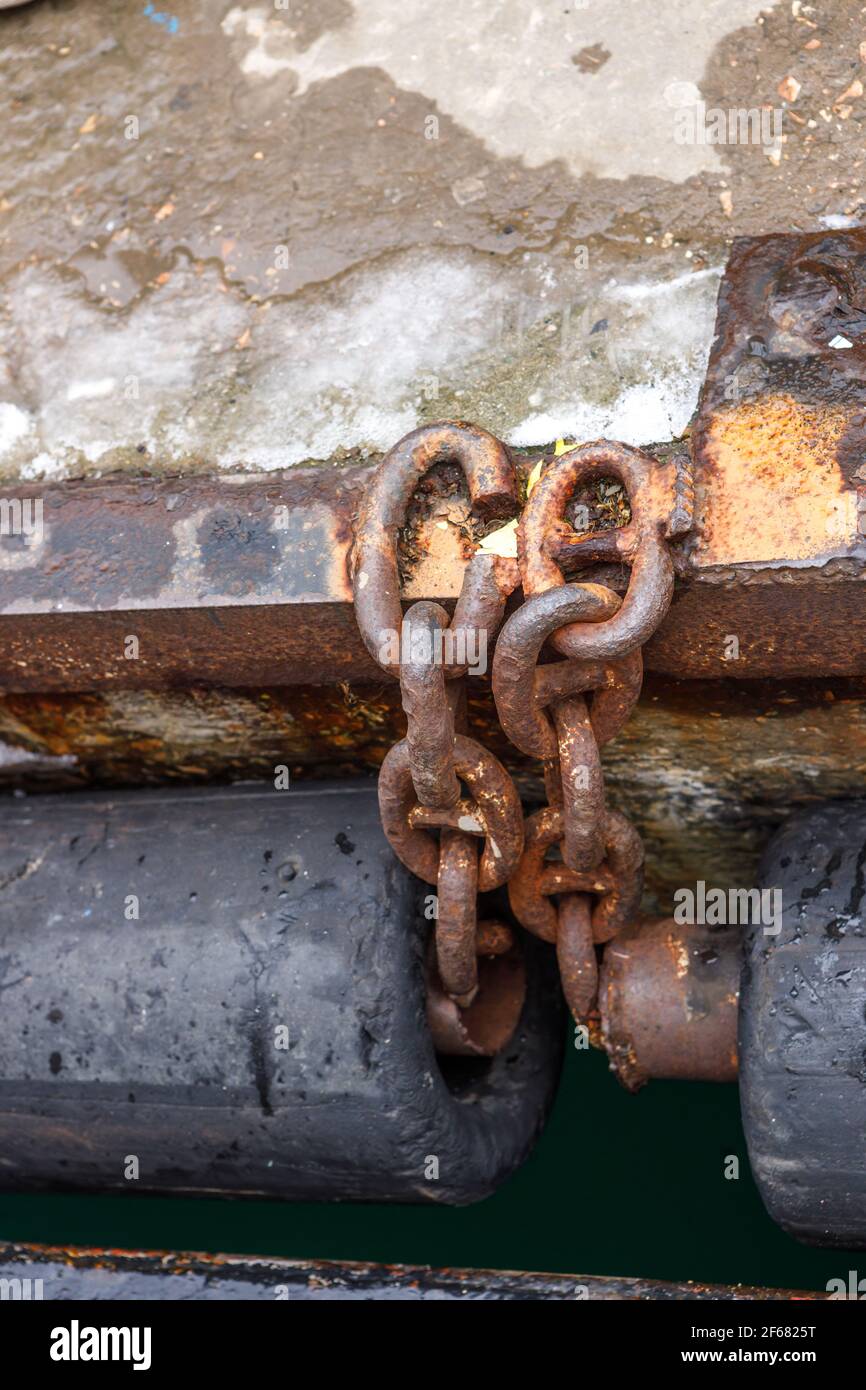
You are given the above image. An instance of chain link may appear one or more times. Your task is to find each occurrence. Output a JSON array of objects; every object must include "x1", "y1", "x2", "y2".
[
  {"x1": 351, "y1": 422, "x2": 527, "y2": 1053},
  {"x1": 352, "y1": 422, "x2": 690, "y2": 1048},
  {"x1": 492, "y1": 438, "x2": 685, "y2": 1025}
]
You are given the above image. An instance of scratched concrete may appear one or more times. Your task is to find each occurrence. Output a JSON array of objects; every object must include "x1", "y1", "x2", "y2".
[{"x1": 1, "y1": 0, "x2": 865, "y2": 480}]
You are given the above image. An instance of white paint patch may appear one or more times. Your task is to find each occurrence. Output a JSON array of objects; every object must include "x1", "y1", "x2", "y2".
[
  {"x1": 0, "y1": 246, "x2": 721, "y2": 471},
  {"x1": 217, "y1": 250, "x2": 515, "y2": 468},
  {"x1": 607, "y1": 265, "x2": 719, "y2": 304},
  {"x1": 508, "y1": 263, "x2": 722, "y2": 448},
  {"x1": 217, "y1": 252, "x2": 722, "y2": 466},
  {"x1": 0, "y1": 402, "x2": 31, "y2": 455},
  {"x1": 508, "y1": 380, "x2": 698, "y2": 451},
  {"x1": 18, "y1": 452, "x2": 65, "y2": 481},
  {"x1": 222, "y1": 0, "x2": 777, "y2": 182},
  {"x1": 820, "y1": 213, "x2": 862, "y2": 230},
  {"x1": 1, "y1": 259, "x2": 247, "y2": 473},
  {"x1": 222, "y1": 5, "x2": 297, "y2": 78},
  {"x1": 66, "y1": 378, "x2": 116, "y2": 401}
]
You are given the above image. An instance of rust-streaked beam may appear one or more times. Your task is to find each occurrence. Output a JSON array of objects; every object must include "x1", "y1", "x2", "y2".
[
  {"x1": 0, "y1": 451, "x2": 862, "y2": 692},
  {"x1": 1, "y1": 231, "x2": 865, "y2": 693},
  {"x1": 0, "y1": 467, "x2": 369, "y2": 691}
]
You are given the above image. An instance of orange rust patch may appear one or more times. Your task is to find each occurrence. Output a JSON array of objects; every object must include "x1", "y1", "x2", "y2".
[
  {"x1": 402, "y1": 495, "x2": 471, "y2": 599},
  {"x1": 696, "y1": 394, "x2": 860, "y2": 568}
]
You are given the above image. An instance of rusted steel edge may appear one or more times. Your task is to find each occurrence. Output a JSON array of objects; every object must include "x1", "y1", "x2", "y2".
[
  {"x1": 0, "y1": 453, "x2": 862, "y2": 692},
  {"x1": 599, "y1": 918, "x2": 740, "y2": 1090},
  {"x1": 0, "y1": 1241, "x2": 826, "y2": 1301}
]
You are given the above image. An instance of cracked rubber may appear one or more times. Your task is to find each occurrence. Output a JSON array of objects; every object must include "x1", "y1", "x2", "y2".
[
  {"x1": 741, "y1": 799, "x2": 866, "y2": 1247},
  {"x1": 0, "y1": 781, "x2": 564, "y2": 1204}
]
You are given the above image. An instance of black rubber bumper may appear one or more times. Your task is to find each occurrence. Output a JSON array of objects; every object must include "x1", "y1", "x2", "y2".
[
  {"x1": 740, "y1": 799, "x2": 866, "y2": 1247},
  {"x1": 0, "y1": 781, "x2": 565, "y2": 1204}
]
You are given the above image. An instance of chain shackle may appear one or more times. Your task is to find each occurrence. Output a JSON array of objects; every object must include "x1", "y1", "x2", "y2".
[
  {"x1": 378, "y1": 733, "x2": 524, "y2": 1004},
  {"x1": 506, "y1": 805, "x2": 644, "y2": 1020},
  {"x1": 518, "y1": 439, "x2": 675, "y2": 663},
  {"x1": 351, "y1": 421, "x2": 520, "y2": 677},
  {"x1": 378, "y1": 736, "x2": 523, "y2": 890}
]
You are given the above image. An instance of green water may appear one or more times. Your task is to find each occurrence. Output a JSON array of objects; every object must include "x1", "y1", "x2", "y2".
[{"x1": 0, "y1": 1041, "x2": 850, "y2": 1293}]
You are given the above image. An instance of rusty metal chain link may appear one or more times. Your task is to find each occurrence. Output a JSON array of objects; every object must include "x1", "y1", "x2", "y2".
[
  {"x1": 351, "y1": 422, "x2": 527, "y2": 1055},
  {"x1": 492, "y1": 439, "x2": 693, "y2": 1026},
  {"x1": 351, "y1": 422, "x2": 692, "y2": 1050}
]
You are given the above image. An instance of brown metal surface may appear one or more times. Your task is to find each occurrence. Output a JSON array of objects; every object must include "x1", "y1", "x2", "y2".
[
  {"x1": 599, "y1": 917, "x2": 740, "y2": 1091},
  {"x1": 691, "y1": 229, "x2": 866, "y2": 575},
  {"x1": 0, "y1": 466, "x2": 371, "y2": 690},
  {"x1": 400, "y1": 601, "x2": 460, "y2": 808}
]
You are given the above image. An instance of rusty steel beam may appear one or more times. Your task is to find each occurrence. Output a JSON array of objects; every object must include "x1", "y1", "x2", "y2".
[
  {"x1": 0, "y1": 232, "x2": 863, "y2": 693},
  {"x1": 0, "y1": 1241, "x2": 827, "y2": 1301},
  {"x1": 0, "y1": 453, "x2": 859, "y2": 693}
]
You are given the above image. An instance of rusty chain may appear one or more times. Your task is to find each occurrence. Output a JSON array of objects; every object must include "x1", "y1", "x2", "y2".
[
  {"x1": 351, "y1": 422, "x2": 692, "y2": 1051},
  {"x1": 493, "y1": 439, "x2": 692, "y2": 1026},
  {"x1": 351, "y1": 422, "x2": 527, "y2": 1056}
]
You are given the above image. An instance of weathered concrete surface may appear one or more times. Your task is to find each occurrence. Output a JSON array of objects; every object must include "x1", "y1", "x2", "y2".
[{"x1": 3, "y1": 0, "x2": 866, "y2": 478}]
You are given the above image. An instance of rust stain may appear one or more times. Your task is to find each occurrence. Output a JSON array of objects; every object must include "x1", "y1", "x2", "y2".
[
  {"x1": 693, "y1": 230, "x2": 866, "y2": 574},
  {"x1": 666, "y1": 929, "x2": 690, "y2": 982},
  {"x1": 698, "y1": 394, "x2": 857, "y2": 566}
]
